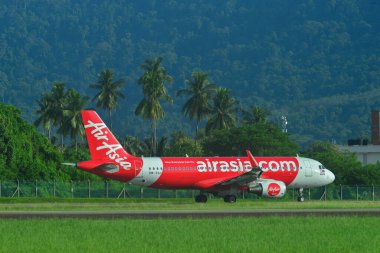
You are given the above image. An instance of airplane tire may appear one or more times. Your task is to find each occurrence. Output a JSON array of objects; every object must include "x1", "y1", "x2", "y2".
[
  {"x1": 223, "y1": 195, "x2": 237, "y2": 203},
  {"x1": 195, "y1": 194, "x2": 207, "y2": 203},
  {"x1": 297, "y1": 196, "x2": 305, "y2": 202}
]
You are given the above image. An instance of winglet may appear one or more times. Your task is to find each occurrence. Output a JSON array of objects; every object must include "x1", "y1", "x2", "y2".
[
  {"x1": 246, "y1": 150, "x2": 263, "y2": 178},
  {"x1": 246, "y1": 150, "x2": 259, "y2": 168}
]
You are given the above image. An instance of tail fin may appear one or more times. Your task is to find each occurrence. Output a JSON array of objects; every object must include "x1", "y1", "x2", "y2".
[{"x1": 81, "y1": 110, "x2": 134, "y2": 163}]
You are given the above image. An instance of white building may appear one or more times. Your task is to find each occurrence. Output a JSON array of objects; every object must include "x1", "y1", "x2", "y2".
[
  {"x1": 338, "y1": 144, "x2": 380, "y2": 165},
  {"x1": 338, "y1": 110, "x2": 380, "y2": 165}
]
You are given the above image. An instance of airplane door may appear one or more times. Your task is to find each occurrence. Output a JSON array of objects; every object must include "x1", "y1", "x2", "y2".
[
  {"x1": 304, "y1": 160, "x2": 313, "y2": 177},
  {"x1": 134, "y1": 160, "x2": 143, "y2": 177}
]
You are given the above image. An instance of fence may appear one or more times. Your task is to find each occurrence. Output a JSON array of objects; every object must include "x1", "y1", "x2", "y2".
[{"x1": 0, "y1": 180, "x2": 379, "y2": 200}]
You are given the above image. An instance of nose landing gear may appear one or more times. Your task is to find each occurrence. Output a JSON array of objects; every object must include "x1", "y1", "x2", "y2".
[{"x1": 297, "y1": 188, "x2": 305, "y2": 202}]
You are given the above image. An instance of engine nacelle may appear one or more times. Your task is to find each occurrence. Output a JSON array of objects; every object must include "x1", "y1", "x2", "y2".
[{"x1": 248, "y1": 180, "x2": 286, "y2": 198}]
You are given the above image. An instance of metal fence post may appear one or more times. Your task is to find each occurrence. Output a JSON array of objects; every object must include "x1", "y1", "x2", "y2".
[
  {"x1": 340, "y1": 184, "x2": 343, "y2": 200},
  {"x1": 324, "y1": 185, "x2": 327, "y2": 201},
  {"x1": 373, "y1": 184, "x2": 375, "y2": 201},
  {"x1": 140, "y1": 187, "x2": 143, "y2": 199},
  {"x1": 308, "y1": 188, "x2": 310, "y2": 200},
  {"x1": 53, "y1": 180, "x2": 56, "y2": 198},
  {"x1": 242, "y1": 190, "x2": 245, "y2": 199},
  {"x1": 356, "y1": 185, "x2": 359, "y2": 201},
  {"x1": 106, "y1": 181, "x2": 109, "y2": 198},
  {"x1": 35, "y1": 179, "x2": 38, "y2": 197},
  {"x1": 88, "y1": 180, "x2": 91, "y2": 198},
  {"x1": 71, "y1": 180, "x2": 74, "y2": 198}
]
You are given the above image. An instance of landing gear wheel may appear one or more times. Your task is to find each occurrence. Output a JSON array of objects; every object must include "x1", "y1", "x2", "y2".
[
  {"x1": 223, "y1": 195, "x2": 237, "y2": 203},
  {"x1": 297, "y1": 196, "x2": 305, "y2": 202},
  {"x1": 297, "y1": 188, "x2": 304, "y2": 202},
  {"x1": 195, "y1": 194, "x2": 208, "y2": 203}
]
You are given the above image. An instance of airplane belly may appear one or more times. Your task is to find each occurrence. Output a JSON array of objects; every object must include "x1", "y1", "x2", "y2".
[{"x1": 152, "y1": 175, "x2": 197, "y2": 189}]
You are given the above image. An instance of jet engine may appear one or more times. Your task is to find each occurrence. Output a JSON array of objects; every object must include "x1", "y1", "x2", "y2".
[{"x1": 248, "y1": 180, "x2": 286, "y2": 198}]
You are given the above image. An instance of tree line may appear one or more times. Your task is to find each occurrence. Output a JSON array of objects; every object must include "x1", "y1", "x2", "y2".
[
  {"x1": 30, "y1": 56, "x2": 380, "y2": 186},
  {"x1": 1, "y1": 95, "x2": 380, "y2": 185},
  {"x1": 34, "y1": 56, "x2": 265, "y2": 157}
]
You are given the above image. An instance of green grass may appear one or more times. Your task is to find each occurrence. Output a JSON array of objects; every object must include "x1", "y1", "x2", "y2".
[
  {"x1": 0, "y1": 217, "x2": 379, "y2": 253},
  {"x1": 0, "y1": 198, "x2": 380, "y2": 211}
]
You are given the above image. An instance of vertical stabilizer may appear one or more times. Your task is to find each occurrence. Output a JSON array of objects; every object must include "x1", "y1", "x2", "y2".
[{"x1": 81, "y1": 110, "x2": 134, "y2": 170}]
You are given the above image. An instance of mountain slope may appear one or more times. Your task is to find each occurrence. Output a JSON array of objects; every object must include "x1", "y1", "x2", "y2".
[{"x1": 1, "y1": 0, "x2": 379, "y2": 145}]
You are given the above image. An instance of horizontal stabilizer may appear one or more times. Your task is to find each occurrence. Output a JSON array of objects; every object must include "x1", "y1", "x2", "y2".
[
  {"x1": 61, "y1": 163, "x2": 77, "y2": 167},
  {"x1": 77, "y1": 160, "x2": 120, "y2": 174}
]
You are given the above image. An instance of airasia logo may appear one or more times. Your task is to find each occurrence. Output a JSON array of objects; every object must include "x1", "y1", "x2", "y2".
[
  {"x1": 267, "y1": 183, "x2": 281, "y2": 196},
  {"x1": 84, "y1": 120, "x2": 131, "y2": 172}
]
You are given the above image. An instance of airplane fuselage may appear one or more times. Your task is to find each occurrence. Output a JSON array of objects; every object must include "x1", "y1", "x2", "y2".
[
  {"x1": 79, "y1": 156, "x2": 334, "y2": 189},
  {"x1": 76, "y1": 110, "x2": 335, "y2": 203}
]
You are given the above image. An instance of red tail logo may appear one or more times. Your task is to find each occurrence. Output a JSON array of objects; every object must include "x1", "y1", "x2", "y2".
[
  {"x1": 82, "y1": 110, "x2": 133, "y2": 172},
  {"x1": 267, "y1": 183, "x2": 281, "y2": 196}
]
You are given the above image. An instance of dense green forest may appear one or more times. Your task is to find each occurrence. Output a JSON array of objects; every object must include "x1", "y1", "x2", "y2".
[{"x1": 1, "y1": 0, "x2": 380, "y2": 145}]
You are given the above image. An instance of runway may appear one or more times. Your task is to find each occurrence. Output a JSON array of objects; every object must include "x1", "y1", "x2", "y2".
[{"x1": 1, "y1": 209, "x2": 380, "y2": 219}]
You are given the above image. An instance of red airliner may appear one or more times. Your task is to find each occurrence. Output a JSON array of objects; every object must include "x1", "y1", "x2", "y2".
[{"x1": 73, "y1": 110, "x2": 335, "y2": 203}]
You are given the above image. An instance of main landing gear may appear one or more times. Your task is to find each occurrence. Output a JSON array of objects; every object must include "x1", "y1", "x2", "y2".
[
  {"x1": 297, "y1": 188, "x2": 305, "y2": 202},
  {"x1": 195, "y1": 194, "x2": 208, "y2": 203},
  {"x1": 223, "y1": 195, "x2": 237, "y2": 203},
  {"x1": 195, "y1": 193, "x2": 237, "y2": 203}
]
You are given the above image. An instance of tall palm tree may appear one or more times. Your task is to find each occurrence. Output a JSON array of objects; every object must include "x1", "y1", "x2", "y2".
[
  {"x1": 90, "y1": 69, "x2": 125, "y2": 130},
  {"x1": 34, "y1": 93, "x2": 53, "y2": 139},
  {"x1": 242, "y1": 105, "x2": 269, "y2": 124},
  {"x1": 35, "y1": 82, "x2": 66, "y2": 148},
  {"x1": 123, "y1": 135, "x2": 146, "y2": 156},
  {"x1": 135, "y1": 57, "x2": 173, "y2": 156},
  {"x1": 48, "y1": 82, "x2": 67, "y2": 149},
  {"x1": 205, "y1": 87, "x2": 239, "y2": 135},
  {"x1": 177, "y1": 71, "x2": 215, "y2": 148},
  {"x1": 59, "y1": 89, "x2": 88, "y2": 150}
]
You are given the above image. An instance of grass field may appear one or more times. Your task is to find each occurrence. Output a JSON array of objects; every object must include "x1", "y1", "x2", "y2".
[
  {"x1": 0, "y1": 198, "x2": 380, "y2": 211},
  {"x1": 0, "y1": 216, "x2": 379, "y2": 253}
]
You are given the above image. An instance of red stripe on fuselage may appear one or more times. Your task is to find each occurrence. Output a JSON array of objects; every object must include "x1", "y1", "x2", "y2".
[{"x1": 150, "y1": 157, "x2": 299, "y2": 189}]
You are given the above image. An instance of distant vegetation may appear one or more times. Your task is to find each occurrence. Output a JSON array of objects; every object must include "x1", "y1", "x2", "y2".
[
  {"x1": 1, "y1": 1, "x2": 380, "y2": 146},
  {"x1": 0, "y1": 103, "x2": 65, "y2": 180}
]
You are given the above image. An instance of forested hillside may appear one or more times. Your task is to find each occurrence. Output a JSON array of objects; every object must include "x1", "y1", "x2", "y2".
[
  {"x1": 1, "y1": 0, "x2": 380, "y2": 145},
  {"x1": 0, "y1": 104, "x2": 67, "y2": 180}
]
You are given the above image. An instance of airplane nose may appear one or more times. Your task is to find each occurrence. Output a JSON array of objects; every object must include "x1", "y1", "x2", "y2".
[{"x1": 328, "y1": 170, "x2": 335, "y2": 183}]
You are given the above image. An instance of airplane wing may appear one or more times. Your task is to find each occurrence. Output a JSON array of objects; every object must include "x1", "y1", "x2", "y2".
[
  {"x1": 75, "y1": 160, "x2": 120, "y2": 173},
  {"x1": 194, "y1": 150, "x2": 262, "y2": 189}
]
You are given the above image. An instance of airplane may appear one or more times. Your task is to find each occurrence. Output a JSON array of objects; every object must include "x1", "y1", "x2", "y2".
[{"x1": 71, "y1": 110, "x2": 335, "y2": 203}]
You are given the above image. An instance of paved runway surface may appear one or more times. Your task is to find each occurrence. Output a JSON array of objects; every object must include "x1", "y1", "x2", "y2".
[{"x1": 1, "y1": 209, "x2": 380, "y2": 218}]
